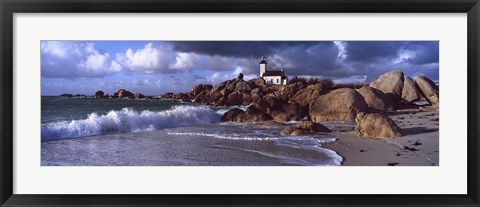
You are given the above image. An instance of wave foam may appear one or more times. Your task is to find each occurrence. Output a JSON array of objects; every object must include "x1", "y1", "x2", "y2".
[
  {"x1": 41, "y1": 106, "x2": 221, "y2": 141},
  {"x1": 167, "y1": 132, "x2": 337, "y2": 143}
]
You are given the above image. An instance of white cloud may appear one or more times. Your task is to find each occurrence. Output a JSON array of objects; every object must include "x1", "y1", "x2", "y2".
[
  {"x1": 393, "y1": 49, "x2": 416, "y2": 64},
  {"x1": 170, "y1": 52, "x2": 202, "y2": 69},
  {"x1": 117, "y1": 43, "x2": 175, "y2": 74},
  {"x1": 43, "y1": 41, "x2": 260, "y2": 79},
  {"x1": 333, "y1": 41, "x2": 348, "y2": 61},
  {"x1": 41, "y1": 41, "x2": 122, "y2": 78},
  {"x1": 41, "y1": 41, "x2": 68, "y2": 58},
  {"x1": 206, "y1": 72, "x2": 224, "y2": 84}
]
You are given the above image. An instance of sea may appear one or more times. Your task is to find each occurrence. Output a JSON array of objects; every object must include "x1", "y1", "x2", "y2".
[{"x1": 41, "y1": 96, "x2": 343, "y2": 166}]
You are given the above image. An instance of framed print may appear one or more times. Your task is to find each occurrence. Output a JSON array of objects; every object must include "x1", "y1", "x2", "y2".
[{"x1": 1, "y1": 0, "x2": 479, "y2": 206}]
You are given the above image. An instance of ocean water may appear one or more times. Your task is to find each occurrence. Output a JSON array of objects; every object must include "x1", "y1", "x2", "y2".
[{"x1": 41, "y1": 96, "x2": 342, "y2": 166}]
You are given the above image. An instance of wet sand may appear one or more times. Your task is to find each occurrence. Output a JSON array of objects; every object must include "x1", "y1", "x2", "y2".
[
  {"x1": 322, "y1": 109, "x2": 439, "y2": 166},
  {"x1": 41, "y1": 124, "x2": 341, "y2": 166}
]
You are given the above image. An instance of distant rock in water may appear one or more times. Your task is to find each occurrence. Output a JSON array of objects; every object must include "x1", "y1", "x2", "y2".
[
  {"x1": 355, "y1": 112, "x2": 403, "y2": 139},
  {"x1": 94, "y1": 90, "x2": 105, "y2": 98},
  {"x1": 116, "y1": 89, "x2": 134, "y2": 98},
  {"x1": 161, "y1": 92, "x2": 174, "y2": 99},
  {"x1": 134, "y1": 93, "x2": 145, "y2": 99},
  {"x1": 309, "y1": 88, "x2": 367, "y2": 122},
  {"x1": 414, "y1": 75, "x2": 439, "y2": 108},
  {"x1": 370, "y1": 70, "x2": 405, "y2": 99},
  {"x1": 280, "y1": 121, "x2": 331, "y2": 136},
  {"x1": 60, "y1": 93, "x2": 73, "y2": 97}
]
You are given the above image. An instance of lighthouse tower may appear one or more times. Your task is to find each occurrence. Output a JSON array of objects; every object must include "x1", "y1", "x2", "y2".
[{"x1": 259, "y1": 56, "x2": 267, "y2": 77}]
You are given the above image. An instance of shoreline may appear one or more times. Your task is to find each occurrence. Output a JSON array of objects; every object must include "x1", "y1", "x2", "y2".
[{"x1": 322, "y1": 109, "x2": 439, "y2": 166}]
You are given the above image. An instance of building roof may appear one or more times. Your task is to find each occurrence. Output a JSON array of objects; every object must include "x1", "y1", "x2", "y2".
[{"x1": 263, "y1": 70, "x2": 285, "y2": 77}]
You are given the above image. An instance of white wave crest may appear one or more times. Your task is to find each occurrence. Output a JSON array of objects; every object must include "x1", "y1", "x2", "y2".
[{"x1": 41, "y1": 106, "x2": 221, "y2": 141}]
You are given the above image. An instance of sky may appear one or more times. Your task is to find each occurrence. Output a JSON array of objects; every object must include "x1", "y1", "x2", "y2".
[{"x1": 41, "y1": 41, "x2": 439, "y2": 96}]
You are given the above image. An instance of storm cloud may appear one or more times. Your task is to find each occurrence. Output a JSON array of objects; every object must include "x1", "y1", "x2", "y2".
[
  {"x1": 169, "y1": 40, "x2": 439, "y2": 81},
  {"x1": 41, "y1": 40, "x2": 439, "y2": 82}
]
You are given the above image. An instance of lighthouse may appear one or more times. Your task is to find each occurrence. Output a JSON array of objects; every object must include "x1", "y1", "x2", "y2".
[{"x1": 258, "y1": 56, "x2": 288, "y2": 85}]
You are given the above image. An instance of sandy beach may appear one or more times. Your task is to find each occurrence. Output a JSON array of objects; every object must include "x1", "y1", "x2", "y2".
[{"x1": 322, "y1": 108, "x2": 439, "y2": 166}]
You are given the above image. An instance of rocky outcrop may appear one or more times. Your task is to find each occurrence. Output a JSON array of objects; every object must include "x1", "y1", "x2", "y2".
[
  {"x1": 163, "y1": 73, "x2": 344, "y2": 110},
  {"x1": 227, "y1": 91, "x2": 251, "y2": 105},
  {"x1": 309, "y1": 88, "x2": 368, "y2": 121},
  {"x1": 163, "y1": 70, "x2": 438, "y2": 121},
  {"x1": 173, "y1": 78, "x2": 256, "y2": 106},
  {"x1": 402, "y1": 75, "x2": 423, "y2": 102},
  {"x1": 280, "y1": 121, "x2": 331, "y2": 136},
  {"x1": 370, "y1": 70, "x2": 405, "y2": 99},
  {"x1": 248, "y1": 77, "x2": 266, "y2": 89},
  {"x1": 94, "y1": 91, "x2": 105, "y2": 98},
  {"x1": 355, "y1": 112, "x2": 403, "y2": 139},
  {"x1": 282, "y1": 82, "x2": 306, "y2": 97},
  {"x1": 249, "y1": 96, "x2": 306, "y2": 122},
  {"x1": 220, "y1": 106, "x2": 273, "y2": 123},
  {"x1": 414, "y1": 75, "x2": 439, "y2": 107},
  {"x1": 290, "y1": 85, "x2": 323, "y2": 108},
  {"x1": 356, "y1": 86, "x2": 393, "y2": 112},
  {"x1": 220, "y1": 108, "x2": 245, "y2": 122},
  {"x1": 242, "y1": 106, "x2": 273, "y2": 122},
  {"x1": 191, "y1": 84, "x2": 213, "y2": 96},
  {"x1": 235, "y1": 81, "x2": 253, "y2": 92}
]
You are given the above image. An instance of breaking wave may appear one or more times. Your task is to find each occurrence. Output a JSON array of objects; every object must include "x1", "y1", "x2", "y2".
[{"x1": 41, "y1": 106, "x2": 221, "y2": 141}]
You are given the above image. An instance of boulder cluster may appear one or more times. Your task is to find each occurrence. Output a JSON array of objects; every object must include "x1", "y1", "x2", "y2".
[
  {"x1": 369, "y1": 70, "x2": 439, "y2": 108},
  {"x1": 163, "y1": 70, "x2": 438, "y2": 139},
  {"x1": 93, "y1": 89, "x2": 146, "y2": 99}
]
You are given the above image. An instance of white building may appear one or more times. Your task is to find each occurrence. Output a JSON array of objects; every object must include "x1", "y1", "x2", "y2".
[{"x1": 259, "y1": 56, "x2": 288, "y2": 85}]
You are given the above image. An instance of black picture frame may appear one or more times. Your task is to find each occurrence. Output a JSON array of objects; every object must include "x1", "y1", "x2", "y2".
[{"x1": 1, "y1": 0, "x2": 479, "y2": 206}]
